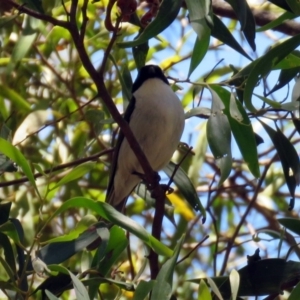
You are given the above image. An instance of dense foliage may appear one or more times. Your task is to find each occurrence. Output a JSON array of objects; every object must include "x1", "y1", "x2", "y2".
[{"x1": 1, "y1": 0, "x2": 300, "y2": 299}]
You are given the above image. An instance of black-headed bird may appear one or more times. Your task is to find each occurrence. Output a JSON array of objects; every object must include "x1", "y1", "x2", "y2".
[{"x1": 106, "y1": 65, "x2": 185, "y2": 210}]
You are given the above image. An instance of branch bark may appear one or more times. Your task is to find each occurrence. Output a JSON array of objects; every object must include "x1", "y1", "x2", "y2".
[{"x1": 212, "y1": 0, "x2": 300, "y2": 36}]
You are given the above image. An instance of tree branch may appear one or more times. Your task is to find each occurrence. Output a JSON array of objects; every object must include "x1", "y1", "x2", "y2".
[
  {"x1": 7, "y1": 0, "x2": 69, "y2": 28},
  {"x1": 212, "y1": 0, "x2": 300, "y2": 36},
  {"x1": 0, "y1": 149, "x2": 112, "y2": 188}
]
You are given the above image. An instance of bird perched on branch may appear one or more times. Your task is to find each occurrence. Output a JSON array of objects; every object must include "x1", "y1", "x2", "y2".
[{"x1": 106, "y1": 65, "x2": 185, "y2": 211}]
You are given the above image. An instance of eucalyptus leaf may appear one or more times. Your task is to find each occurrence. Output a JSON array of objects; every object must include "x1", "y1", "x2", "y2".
[{"x1": 117, "y1": 0, "x2": 181, "y2": 48}]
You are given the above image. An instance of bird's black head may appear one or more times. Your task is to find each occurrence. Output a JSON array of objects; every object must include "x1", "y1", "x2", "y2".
[{"x1": 132, "y1": 65, "x2": 169, "y2": 93}]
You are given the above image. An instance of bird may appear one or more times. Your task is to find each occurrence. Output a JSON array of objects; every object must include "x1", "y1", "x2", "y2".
[{"x1": 106, "y1": 65, "x2": 185, "y2": 211}]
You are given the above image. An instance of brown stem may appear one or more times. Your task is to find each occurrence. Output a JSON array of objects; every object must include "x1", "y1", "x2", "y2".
[
  {"x1": 0, "y1": 149, "x2": 112, "y2": 188},
  {"x1": 219, "y1": 155, "x2": 275, "y2": 275},
  {"x1": 7, "y1": 0, "x2": 69, "y2": 28},
  {"x1": 212, "y1": 0, "x2": 300, "y2": 36}
]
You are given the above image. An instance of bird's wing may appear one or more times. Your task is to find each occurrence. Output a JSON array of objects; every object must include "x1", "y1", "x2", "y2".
[{"x1": 106, "y1": 96, "x2": 136, "y2": 201}]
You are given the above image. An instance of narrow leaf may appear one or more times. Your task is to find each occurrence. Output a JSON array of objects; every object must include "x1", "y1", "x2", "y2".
[
  {"x1": 198, "y1": 279, "x2": 212, "y2": 300},
  {"x1": 68, "y1": 270, "x2": 90, "y2": 300},
  {"x1": 0, "y1": 138, "x2": 38, "y2": 193},
  {"x1": 260, "y1": 121, "x2": 300, "y2": 207},
  {"x1": 163, "y1": 162, "x2": 206, "y2": 220},
  {"x1": 0, "y1": 85, "x2": 31, "y2": 112},
  {"x1": 278, "y1": 218, "x2": 300, "y2": 235},
  {"x1": 267, "y1": 67, "x2": 300, "y2": 96},
  {"x1": 289, "y1": 281, "x2": 300, "y2": 300},
  {"x1": 244, "y1": 34, "x2": 300, "y2": 112},
  {"x1": 43, "y1": 197, "x2": 173, "y2": 257},
  {"x1": 53, "y1": 162, "x2": 95, "y2": 189},
  {"x1": 188, "y1": 19, "x2": 210, "y2": 77},
  {"x1": 151, "y1": 235, "x2": 185, "y2": 299},
  {"x1": 117, "y1": 0, "x2": 181, "y2": 48},
  {"x1": 229, "y1": 269, "x2": 240, "y2": 300},
  {"x1": 256, "y1": 11, "x2": 295, "y2": 32},
  {"x1": 210, "y1": 86, "x2": 260, "y2": 177},
  {"x1": 133, "y1": 280, "x2": 156, "y2": 300},
  {"x1": 211, "y1": 14, "x2": 252, "y2": 61}
]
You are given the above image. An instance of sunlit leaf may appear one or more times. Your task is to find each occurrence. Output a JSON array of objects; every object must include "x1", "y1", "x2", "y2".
[
  {"x1": 44, "y1": 197, "x2": 173, "y2": 257},
  {"x1": 151, "y1": 235, "x2": 185, "y2": 299},
  {"x1": 229, "y1": 269, "x2": 240, "y2": 300},
  {"x1": 53, "y1": 162, "x2": 95, "y2": 189},
  {"x1": 0, "y1": 138, "x2": 38, "y2": 194},
  {"x1": 164, "y1": 162, "x2": 206, "y2": 220},
  {"x1": 198, "y1": 279, "x2": 212, "y2": 300}
]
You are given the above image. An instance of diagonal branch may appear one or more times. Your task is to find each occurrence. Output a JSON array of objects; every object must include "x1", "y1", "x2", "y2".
[{"x1": 212, "y1": 0, "x2": 300, "y2": 36}]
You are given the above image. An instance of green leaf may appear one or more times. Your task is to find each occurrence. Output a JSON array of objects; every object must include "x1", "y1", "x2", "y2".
[
  {"x1": 289, "y1": 281, "x2": 300, "y2": 300},
  {"x1": 244, "y1": 34, "x2": 300, "y2": 112},
  {"x1": 186, "y1": 0, "x2": 211, "y2": 22},
  {"x1": 0, "y1": 86, "x2": 31, "y2": 112},
  {"x1": 256, "y1": 11, "x2": 295, "y2": 32},
  {"x1": 0, "y1": 221, "x2": 21, "y2": 244},
  {"x1": 268, "y1": 0, "x2": 293, "y2": 12},
  {"x1": 45, "y1": 290, "x2": 60, "y2": 300},
  {"x1": 198, "y1": 279, "x2": 212, "y2": 300},
  {"x1": 268, "y1": 67, "x2": 300, "y2": 96},
  {"x1": 0, "y1": 138, "x2": 38, "y2": 193},
  {"x1": 206, "y1": 88, "x2": 232, "y2": 185},
  {"x1": 20, "y1": 0, "x2": 44, "y2": 13},
  {"x1": 117, "y1": 0, "x2": 181, "y2": 48},
  {"x1": 0, "y1": 255, "x2": 16, "y2": 285},
  {"x1": 34, "y1": 225, "x2": 104, "y2": 268},
  {"x1": 53, "y1": 162, "x2": 95, "y2": 189},
  {"x1": 229, "y1": 269, "x2": 240, "y2": 300},
  {"x1": 84, "y1": 110, "x2": 105, "y2": 135},
  {"x1": 274, "y1": 52, "x2": 300, "y2": 69},
  {"x1": 286, "y1": 0, "x2": 300, "y2": 14},
  {"x1": 254, "y1": 93, "x2": 282, "y2": 108},
  {"x1": 6, "y1": 24, "x2": 37, "y2": 73},
  {"x1": 0, "y1": 14, "x2": 18, "y2": 28},
  {"x1": 188, "y1": 19, "x2": 210, "y2": 77},
  {"x1": 93, "y1": 226, "x2": 110, "y2": 267},
  {"x1": 151, "y1": 235, "x2": 185, "y2": 299},
  {"x1": 41, "y1": 215, "x2": 98, "y2": 244},
  {"x1": 211, "y1": 14, "x2": 252, "y2": 61},
  {"x1": 133, "y1": 280, "x2": 156, "y2": 300},
  {"x1": 185, "y1": 107, "x2": 211, "y2": 119},
  {"x1": 260, "y1": 121, "x2": 300, "y2": 207},
  {"x1": 44, "y1": 197, "x2": 173, "y2": 257},
  {"x1": 132, "y1": 39, "x2": 149, "y2": 70},
  {"x1": 0, "y1": 202, "x2": 11, "y2": 225},
  {"x1": 95, "y1": 225, "x2": 128, "y2": 276},
  {"x1": 68, "y1": 270, "x2": 90, "y2": 300},
  {"x1": 210, "y1": 86, "x2": 260, "y2": 177},
  {"x1": 163, "y1": 162, "x2": 206, "y2": 221},
  {"x1": 109, "y1": 54, "x2": 132, "y2": 104},
  {"x1": 278, "y1": 218, "x2": 300, "y2": 235},
  {"x1": 225, "y1": 0, "x2": 256, "y2": 51},
  {"x1": 190, "y1": 259, "x2": 300, "y2": 297},
  {"x1": 0, "y1": 232, "x2": 16, "y2": 274},
  {"x1": 207, "y1": 277, "x2": 224, "y2": 300}
]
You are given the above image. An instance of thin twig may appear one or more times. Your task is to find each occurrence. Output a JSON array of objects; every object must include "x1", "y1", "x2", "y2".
[
  {"x1": 219, "y1": 156, "x2": 275, "y2": 275},
  {"x1": 7, "y1": 0, "x2": 69, "y2": 28},
  {"x1": 0, "y1": 149, "x2": 112, "y2": 188},
  {"x1": 176, "y1": 235, "x2": 209, "y2": 265}
]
